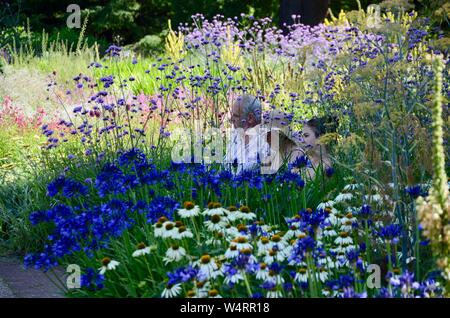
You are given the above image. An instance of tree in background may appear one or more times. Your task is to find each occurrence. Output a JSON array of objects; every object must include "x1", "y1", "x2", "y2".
[
  {"x1": 279, "y1": 0, "x2": 329, "y2": 33},
  {"x1": 1, "y1": 0, "x2": 447, "y2": 51}
]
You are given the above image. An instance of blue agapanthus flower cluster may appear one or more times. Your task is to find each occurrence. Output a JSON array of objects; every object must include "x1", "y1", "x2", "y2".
[
  {"x1": 47, "y1": 175, "x2": 89, "y2": 198},
  {"x1": 95, "y1": 163, "x2": 142, "y2": 198},
  {"x1": 26, "y1": 199, "x2": 136, "y2": 271},
  {"x1": 81, "y1": 268, "x2": 105, "y2": 291},
  {"x1": 378, "y1": 224, "x2": 403, "y2": 241},
  {"x1": 146, "y1": 196, "x2": 179, "y2": 223},
  {"x1": 379, "y1": 270, "x2": 444, "y2": 298},
  {"x1": 405, "y1": 185, "x2": 428, "y2": 199},
  {"x1": 92, "y1": 148, "x2": 173, "y2": 198},
  {"x1": 167, "y1": 266, "x2": 199, "y2": 285}
]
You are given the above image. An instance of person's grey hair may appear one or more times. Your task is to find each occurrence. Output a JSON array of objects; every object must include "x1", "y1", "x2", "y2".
[{"x1": 237, "y1": 95, "x2": 262, "y2": 123}]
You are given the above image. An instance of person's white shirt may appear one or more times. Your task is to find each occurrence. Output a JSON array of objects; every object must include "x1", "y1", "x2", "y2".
[{"x1": 224, "y1": 125, "x2": 271, "y2": 174}]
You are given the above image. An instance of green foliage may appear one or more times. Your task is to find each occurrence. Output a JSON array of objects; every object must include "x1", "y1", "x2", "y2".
[
  {"x1": 129, "y1": 34, "x2": 164, "y2": 56},
  {"x1": 330, "y1": 0, "x2": 383, "y2": 15},
  {"x1": 82, "y1": 0, "x2": 141, "y2": 43},
  {"x1": 0, "y1": 178, "x2": 50, "y2": 254}
]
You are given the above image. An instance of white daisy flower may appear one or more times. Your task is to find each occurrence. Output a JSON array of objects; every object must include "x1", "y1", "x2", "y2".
[
  {"x1": 238, "y1": 207, "x2": 257, "y2": 221},
  {"x1": 163, "y1": 245, "x2": 187, "y2": 264},
  {"x1": 177, "y1": 201, "x2": 201, "y2": 218},
  {"x1": 211, "y1": 261, "x2": 225, "y2": 280},
  {"x1": 162, "y1": 221, "x2": 178, "y2": 239},
  {"x1": 203, "y1": 202, "x2": 228, "y2": 216},
  {"x1": 267, "y1": 290, "x2": 283, "y2": 298},
  {"x1": 256, "y1": 263, "x2": 270, "y2": 281},
  {"x1": 266, "y1": 272, "x2": 285, "y2": 285},
  {"x1": 224, "y1": 206, "x2": 240, "y2": 222},
  {"x1": 257, "y1": 236, "x2": 272, "y2": 256},
  {"x1": 98, "y1": 257, "x2": 120, "y2": 275},
  {"x1": 330, "y1": 246, "x2": 346, "y2": 254},
  {"x1": 226, "y1": 205, "x2": 256, "y2": 221},
  {"x1": 325, "y1": 213, "x2": 339, "y2": 227},
  {"x1": 196, "y1": 254, "x2": 218, "y2": 279},
  {"x1": 132, "y1": 242, "x2": 151, "y2": 257},
  {"x1": 335, "y1": 254, "x2": 349, "y2": 268},
  {"x1": 335, "y1": 192, "x2": 354, "y2": 203},
  {"x1": 224, "y1": 244, "x2": 240, "y2": 259},
  {"x1": 294, "y1": 267, "x2": 308, "y2": 283},
  {"x1": 194, "y1": 281, "x2": 211, "y2": 298},
  {"x1": 322, "y1": 224, "x2": 338, "y2": 238},
  {"x1": 318, "y1": 255, "x2": 335, "y2": 269},
  {"x1": 153, "y1": 222, "x2": 165, "y2": 238},
  {"x1": 204, "y1": 214, "x2": 229, "y2": 232},
  {"x1": 344, "y1": 244, "x2": 357, "y2": 253},
  {"x1": 224, "y1": 225, "x2": 240, "y2": 239},
  {"x1": 343, "y1": 183, "x2": 361, "y2": 191},
  {"x1": 334, "y1": 232, "x2": 353, "y2": 245},
  {"x1": 371, "y1": 184, "x2": 381, "y2": 192},
  {"x1": 364, "y1": 194, "x2": 382, "y2": 203},
  {"x1": 268, "y1": 234, "x2": 288, "y2": 251},
  {"x1": 205, "y1": 237, "x2": 223, "y2": 246},
  {"x1": 340, "y1": 212, "x2": 357, "y2": 232},
  {"x1": 317, "y1": 200, "x2": 335, "y2": 210},
  {"x1": 260, "y1": 224, "x2": 274, "y2": 233},
  {"x1": 176, "y1": 225, "x2": 194, "y2": 239},
  {"x1": 284, "y1": 223, "x2": 306, "y2": 240},
  {"x1": 185, "y1": 289, "x2": 199, "y2": 298},
  {"x1": 161, "y1": 283, "x2": 182, "y2": 298},
  {"x1": 322, "y1": 206, "x2": 339, "y2": 223},
  {"x1": 224, "y1": 270, "x2": 244, "y2": 285},
  {"x1": 316, "y1": 268, "x2": 329, "y2": 283},
  {"x1": 281, "y1": 244, "x2": 294, "y2": 258},
  {"x1": 232, "y1": 236, "x2": 253, "y2": 251},
  {"x1": 208, "y1": 289, "x2": 222, "y2": 298},
  {"x1": 264, "y1": 248, "x2": 286, "y2": 265}
]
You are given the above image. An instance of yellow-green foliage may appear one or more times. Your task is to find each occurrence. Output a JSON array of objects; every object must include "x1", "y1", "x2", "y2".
[
  {"x1": 0, "y1": 127, "x2": 45, "y2": 182},
  {"x1": 165, "y1": 19, "x2": 186, "y2": 61},
  {"x1": 220, "y1": 26, "x2": 243, "y2": 67},
  {"x1": 416, "y1": 53, "x2": 450, "y2": 292}
]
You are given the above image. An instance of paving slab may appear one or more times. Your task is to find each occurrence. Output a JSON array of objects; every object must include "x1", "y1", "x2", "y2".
[{"x1": 0, "y1": 256, "x2": 65, "y2": 298}]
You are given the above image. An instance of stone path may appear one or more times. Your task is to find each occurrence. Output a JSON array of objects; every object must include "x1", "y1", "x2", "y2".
[{"x1": 0, "y1": 256, "x2": 65, "y2": 298}]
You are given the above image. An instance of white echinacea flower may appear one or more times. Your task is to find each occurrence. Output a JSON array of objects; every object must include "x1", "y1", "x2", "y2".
[
  {"x1": 132, "y1": 242, "x2": 151, "y2": 257},
  {"x1": 177, "y1": 201, "x2": 201, "y2": 218},
  {"x1": 203, "y1": 202, "x2": 228, "y2": 216},
  {"x1": 335, "y1": 192, "x2": 354, "y2": 203},
  {"x1": 163, "y1": 245, "x2": 187, "y2": 264},
  {"x1": 161, "y1": 283, "x2": 182, "y2": 298},
  {"x1": 98, "y1": 257, "x2": 120, "y2": 275}
]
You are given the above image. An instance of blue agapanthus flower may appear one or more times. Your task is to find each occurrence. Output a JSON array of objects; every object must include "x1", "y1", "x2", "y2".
[
  {"x1": 405, "y1": 185, "x2": 427, "y2": 199},
  {"x1": 81, "y1": 268, "x2": 105, "y2": 291},
  {"x1": 167, "y1": 266, "x2": 198, "y2": 285},
  {"x1": 146, "y1": 196, "x2": 179, "y2": 223},
  {"x1": 95, "y1": 163, "x2": 128, "y2": 197},
  {"x1": 288, "y1": 155, "x2": 309, "y2": 170},
  {"x1": 47, "y1": 175, "x2": 67, "y2": 197},
  {"x1": 118, "y1": 148, "x2": 147, "y2": 167},
  {"x1": 359, "y1": 204, "x2": 373, "y2": 217},
  {"x1": 378, "y1": 224, "x2": 402, "y2": 241},
  {"x1": 62, "y1": 178, "x2": 89, "y2": 198}
]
